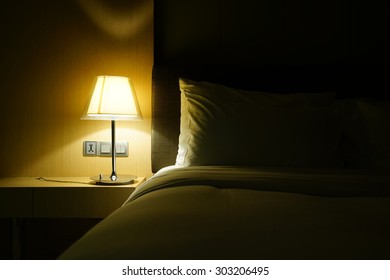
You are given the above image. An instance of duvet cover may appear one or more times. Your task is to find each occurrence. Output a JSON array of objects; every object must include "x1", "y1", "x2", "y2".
[{"x1": 60, "y1": 166, "x2": 390, "y2": 260}]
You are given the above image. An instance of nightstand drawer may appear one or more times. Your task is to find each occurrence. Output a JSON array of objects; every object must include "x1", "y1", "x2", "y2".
[{"x1": 33, "y1": 187, "x2": 135, "y2": 218}]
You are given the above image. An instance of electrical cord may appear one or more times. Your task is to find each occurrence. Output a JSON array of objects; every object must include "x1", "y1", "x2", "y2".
[{"x1": 35, "y1": 177, "x2": 95, "y2": 185}]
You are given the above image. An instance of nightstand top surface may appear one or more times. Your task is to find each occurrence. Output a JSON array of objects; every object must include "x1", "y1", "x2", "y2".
[{"x1": 0, "y1": 177, "x2": 145, "y2": 188}]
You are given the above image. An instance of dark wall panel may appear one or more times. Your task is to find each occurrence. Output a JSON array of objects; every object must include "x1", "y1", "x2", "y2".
[
  {"x1": 155, "y1": 0, "x2": 222, "y2": 63},
  {"x1": 155, "y1": 0, "x2": 389, "y2": 65}
]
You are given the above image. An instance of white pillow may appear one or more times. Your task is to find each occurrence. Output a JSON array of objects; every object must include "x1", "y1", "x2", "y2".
[{"x1": 176, "y1": 78, "x2": 343, "y2": 168}]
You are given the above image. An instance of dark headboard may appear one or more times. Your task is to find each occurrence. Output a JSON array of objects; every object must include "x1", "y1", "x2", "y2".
[
  {"x1": 151, "y1": 64, "x2": 388, "y2": 172},
  {"x1": 151, "y1": 0, "x2": 389, "y2": 172}
]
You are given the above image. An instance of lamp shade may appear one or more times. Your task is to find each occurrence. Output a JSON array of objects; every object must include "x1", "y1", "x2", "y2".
[{"x1": 81, "y1": 76, "x2": 143, "y2": 121}]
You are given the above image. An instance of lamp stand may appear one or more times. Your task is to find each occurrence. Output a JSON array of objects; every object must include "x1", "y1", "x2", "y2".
[{"x1": 91, "y1": 120, "x2": 136, "y2": 185}]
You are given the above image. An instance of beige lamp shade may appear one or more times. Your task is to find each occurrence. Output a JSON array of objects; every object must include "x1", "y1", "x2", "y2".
[{"x1": 81, "y1": 76, "x2": 143, "y2": 121}]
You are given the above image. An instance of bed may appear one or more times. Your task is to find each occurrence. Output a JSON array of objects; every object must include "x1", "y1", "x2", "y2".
[{"x1": 59, "y1": 64, "x2": 390, "y2": 260}]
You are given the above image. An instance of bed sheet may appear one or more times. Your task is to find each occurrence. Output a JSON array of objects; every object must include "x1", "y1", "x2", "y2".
[{"x1": 60, "y1": 166, "x2": 390, "y2": 260}]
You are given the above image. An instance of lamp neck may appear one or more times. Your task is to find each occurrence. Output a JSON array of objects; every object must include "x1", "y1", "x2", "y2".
[{"x1": 110, "y1": 120, "x2": 118, "y2": 181}]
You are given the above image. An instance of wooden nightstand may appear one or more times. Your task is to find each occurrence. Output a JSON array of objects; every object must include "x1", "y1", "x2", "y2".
[{"x1": 0, "y1": 176, "x2": 146, "y2": 259}]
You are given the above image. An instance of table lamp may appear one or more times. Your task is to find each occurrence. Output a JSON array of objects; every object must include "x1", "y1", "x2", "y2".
[{"x1": 81, "y1": 75, "x2": 143, "y2": 185}]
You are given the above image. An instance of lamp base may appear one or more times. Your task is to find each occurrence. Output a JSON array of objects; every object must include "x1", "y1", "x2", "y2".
[{"x1": 91, "y1": 174, "x2": 137, "y2": 185}]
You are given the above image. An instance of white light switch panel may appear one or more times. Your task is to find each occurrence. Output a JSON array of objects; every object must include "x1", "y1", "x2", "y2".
[{"x1": 83, "y1": 141, "x2": 129, "y2": 157}]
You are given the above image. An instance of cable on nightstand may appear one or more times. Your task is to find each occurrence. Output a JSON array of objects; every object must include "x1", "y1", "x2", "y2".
[{"x1": 36, "y1": 177, "x2": 95, "y2": 185}]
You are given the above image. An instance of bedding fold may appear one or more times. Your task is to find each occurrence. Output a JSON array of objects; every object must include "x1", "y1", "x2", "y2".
[{"x1": 126, "y1": 166, "x2": 390, "y2": 204}]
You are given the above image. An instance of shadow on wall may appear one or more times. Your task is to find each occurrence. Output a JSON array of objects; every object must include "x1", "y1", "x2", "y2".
[{"x1": 77, "y1": 0, "x2": 152, "y2": 39}]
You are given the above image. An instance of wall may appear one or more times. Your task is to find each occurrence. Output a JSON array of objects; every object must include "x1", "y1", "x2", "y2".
[
  {"x1": 155, "y1": 0, "x2": 388, "y2": 66},
  {"x1": 0, "y1": 0, "x2": 154, "y2": 178},
  {"x1": 0, "y1": 0, "x2": 387, "y2": 178}
]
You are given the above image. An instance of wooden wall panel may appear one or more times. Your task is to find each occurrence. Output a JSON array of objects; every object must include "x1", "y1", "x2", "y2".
[{"x1": 0, "y1": 0, "x2": 154, "y2": 178}]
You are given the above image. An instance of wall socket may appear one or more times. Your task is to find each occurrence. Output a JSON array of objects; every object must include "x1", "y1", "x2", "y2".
[{"x1": 83, "y1": 141, "x2": 129, "y2": 157}]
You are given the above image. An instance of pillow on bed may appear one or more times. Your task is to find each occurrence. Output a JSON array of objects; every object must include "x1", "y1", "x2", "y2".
[
  {"x1": 176, "y1": 78, "x2": 343, "y2": 168},
  {"x1": 356, "y1": 98, "x2": 390, "y2": 169}
]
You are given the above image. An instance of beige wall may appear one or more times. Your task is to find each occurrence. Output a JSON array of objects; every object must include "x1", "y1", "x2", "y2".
[{"x1": 0, "y1": 0, "x2": 154, "y2": 178}]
